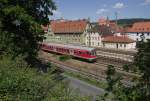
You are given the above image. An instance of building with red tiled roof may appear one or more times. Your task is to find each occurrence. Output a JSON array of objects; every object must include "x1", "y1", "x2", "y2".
[
  {"x1": 45, "y1": 19, "x2": 89, "y2": 45},
  {"x1": 51, "y1": 20, "x2": 88, "y2": 33},
  {"x1": 102, "y1": 35, "x2": 136, "y2": 49},
  {"x1": 85, "y1": 23, "x2": 113, "y2": 47},
  {"x1": 127, "y1": 22, "x2": 150, "y2": 33},
  {"x1": 125, "y1": 22, "x2": 150, "y2": 41},
  {"x1": 102, "y1": 35, "x2": 135, "y2": 43}
]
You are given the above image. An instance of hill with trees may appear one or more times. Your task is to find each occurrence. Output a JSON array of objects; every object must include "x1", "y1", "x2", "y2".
[{"x1": 112, "y1": 18, "x2": 150, "y2": 26}]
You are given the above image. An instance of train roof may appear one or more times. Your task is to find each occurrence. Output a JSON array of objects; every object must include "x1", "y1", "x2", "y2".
[{"x1": 44, "y1": 43, "x2": 95, "y2": 51}]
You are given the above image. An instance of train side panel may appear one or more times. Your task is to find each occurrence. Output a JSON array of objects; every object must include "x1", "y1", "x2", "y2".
[{"x1": 40, "y1": 43, "x2": 97, "y2": 61}]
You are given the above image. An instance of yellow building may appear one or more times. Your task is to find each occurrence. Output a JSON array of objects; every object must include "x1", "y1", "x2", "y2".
[{"x1": 45, "y1": 19, "x2": 90, "y2": 45}]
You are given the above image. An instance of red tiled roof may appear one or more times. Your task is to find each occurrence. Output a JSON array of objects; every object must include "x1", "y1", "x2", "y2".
[
  {"x1": 109, "y1": 22, "x2": 124, "y2": 33},
  {"x1": 101, "y1": 34, "x2": 114, "y2": 38},
  {"x1": 127, "y1": 22, "x2": 150, "y2": 33},
  {"x1": 50, "y1": 20, "x2": 88, "y2": 33},
  {"x1": 102, "y1": 35, "x2": 135, "y2": 43}
]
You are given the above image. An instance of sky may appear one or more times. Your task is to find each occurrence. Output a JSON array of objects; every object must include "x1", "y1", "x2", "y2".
[{"x1": 50, "y1": 0, "x2": 150, "y2": 21}]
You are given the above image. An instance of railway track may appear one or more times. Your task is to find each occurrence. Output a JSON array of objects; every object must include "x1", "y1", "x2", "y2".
[
  {"x1": 96, "y1": 47, "x2": 137, "y2": 56},
  {"x1": 39, "y1": 53, "x2": 106, "y2": 81},
  {"x1": 96, "y1": 55, "x2": 132, "y2": 66},
  {"x1": 39, "y1": 51, "x2": 139, "y2": 86},
  {"x1": 97, "y1": 51, "x2": 134, "y2": 62}
]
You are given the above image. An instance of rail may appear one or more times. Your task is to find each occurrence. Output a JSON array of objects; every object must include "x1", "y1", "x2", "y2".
[{"x1": 39, "y1": 51, "x2": 138, "y2": 86}]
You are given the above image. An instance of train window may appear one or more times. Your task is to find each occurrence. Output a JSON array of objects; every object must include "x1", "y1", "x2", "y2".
[
  {"x1": 62, "y1": 48, "x2": 64, "y2": 52},
  {"x1": 94, "y1": 51, "x2": 96, "y2": 55},
  {"x1": 91, "y1": 51, "x2": 94, "y2": 55},
  {"x1": 89, "y1": 52, "x2": 91, "y2": 55},
  {"x1": 90, "y1": 51, "x2": 96, "y2": 55},
  {"x1": 67, "y1": 49, "x2": 69, "y2": 53},
  {"x1": 79, "y1": 51, "x2": 82, "y2": 54},
  {"x1": 74, "y1": 51, "x2": 77, "y2": 54},
  {"x1": 82, "y1": 52, "x2": 86, "y2": 55}
]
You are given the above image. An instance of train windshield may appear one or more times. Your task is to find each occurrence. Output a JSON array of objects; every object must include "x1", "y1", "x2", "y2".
[{"x1": 90, "y1": 50, "x2": 96, "y2": 55}]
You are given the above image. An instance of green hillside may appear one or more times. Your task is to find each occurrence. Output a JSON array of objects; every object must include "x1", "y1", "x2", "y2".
[{"x1": 111, "y1": 18, "x2": 150, "y2": 26}]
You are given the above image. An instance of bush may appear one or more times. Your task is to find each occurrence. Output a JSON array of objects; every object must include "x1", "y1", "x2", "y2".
[
  {"x1": 0, "y1": 56, "x2": 55, "y2": 100},
  {"x1": 0, "y1": 55, "x2": 91, "y2": 101},
  {"x1": 59, "y1": 55, "x2": 71, "y2": 62}
]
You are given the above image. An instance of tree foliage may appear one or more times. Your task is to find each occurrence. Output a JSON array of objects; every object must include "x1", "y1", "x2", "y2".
[
  {"x1": 0, "y1": 55, "x2": 90, "y2": 101},
  {"x1": 98, "y1": 40, "x2": 150, "y2": 101},
  {"x1": 0, "y1": 0, "x2": 56, "y2": 63}
]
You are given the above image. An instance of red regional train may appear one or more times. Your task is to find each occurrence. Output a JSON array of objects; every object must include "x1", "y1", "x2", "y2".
[{"x1": 40, "y1": 43, "x2": 97, "y2": 62}]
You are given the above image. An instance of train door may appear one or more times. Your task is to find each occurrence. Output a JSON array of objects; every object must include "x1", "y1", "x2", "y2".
[
  {"x1": 53, "y1": 46, "x2": 57, "y2": 52},
  {"x1": 70, "y1": 49, "x2": 74, "y2": 55}
]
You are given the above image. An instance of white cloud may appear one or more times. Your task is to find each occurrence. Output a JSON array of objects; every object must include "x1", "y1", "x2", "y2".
[
  {"x1": 52, "y1": 10, "x2": 62, "y2": 17},
  {"x1": 96, "y1": 9, "x2": 109, "y2": 14},
  {"x1": 141, "y1": 0, "x2": 150, "y2": 5},
  {"x1": 113, "y1": 2, "x2": 124, "y2": 9}
]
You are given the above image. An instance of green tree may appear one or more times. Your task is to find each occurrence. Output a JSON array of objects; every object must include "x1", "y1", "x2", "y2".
[
  {"x1": 0, "y1": 0, "x2": 56, "y2": 63},
  {"x1": 98, "y1": 40, "x2": 150, "y2": 101},
  {"x1": 0, "y1": 55, "x2": 91, "y2": 101}
]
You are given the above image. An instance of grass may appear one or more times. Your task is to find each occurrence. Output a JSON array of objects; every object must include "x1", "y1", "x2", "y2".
[
  {"x1": 59, "y1": 55, "x2": 72, "y2": 62},
  {"x1": 64, "y1": 71, "x2": 107, "y2": 89}
]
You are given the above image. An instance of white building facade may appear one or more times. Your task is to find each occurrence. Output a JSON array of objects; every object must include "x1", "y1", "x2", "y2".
[
  {"x1": 126, "y1": 32, "x2": 150, "y2": 41},
  {"x1": 126, "y1": 22, "x2": 150, "y2": 41},
  {"x1": 102, "y1": 35, "x2": 136, "y2": 50},
  {"x1": 86, "y1": 32, "x2": 102, "y2": 47}
]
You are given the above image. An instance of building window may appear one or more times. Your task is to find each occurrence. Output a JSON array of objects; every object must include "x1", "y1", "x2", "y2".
[
  {"x1": 124, "y1": 44, "x2": 126, "y2": 48},
  {"x1": 116, "y1": 43, "x2": 118, "y2": 48},
  {"x1": 120, "y1": 44, "x2": 122, "y2": 47},
  {"x1": 92, "y1": 42, "x2": 94, "y2": 46},
  {"x1": 103, "y1": 43, "x2": 105, "y2": 47}
]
